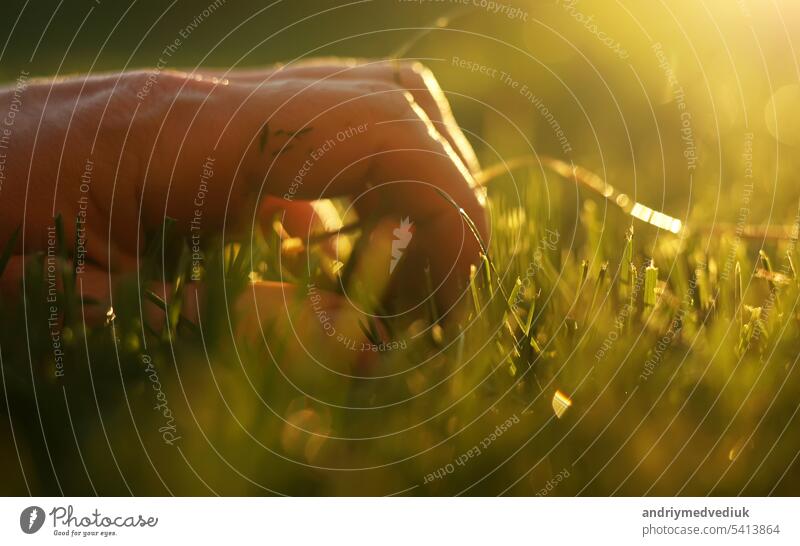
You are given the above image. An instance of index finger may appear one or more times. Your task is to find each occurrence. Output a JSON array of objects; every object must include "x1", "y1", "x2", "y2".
[{"x1": 143, "y1": 73, "x2": 488, "y2": 310}]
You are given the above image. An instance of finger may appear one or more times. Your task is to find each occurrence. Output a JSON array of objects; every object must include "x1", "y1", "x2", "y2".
[
  {"x1": 0, "y1": 74, "x2": 149, "y2": 272},
  {"x1": 259, "y1": 197, "x2": 342, "y2": 257},
  {"x1": 234, "y1": 281, "x2": 380, "y2": 394},
  {"x1": 197, "y1": 59, "x2": 481, "y2": 174},
  {"x1": 1, "y1": 255, "x2": 112, "y2": 315},
  {"x1": 145, "y1": 74, "x2": 487, "y2": 311},
  {"x1": 0, "y1": 255, "x2": 203, "y2": 329}
]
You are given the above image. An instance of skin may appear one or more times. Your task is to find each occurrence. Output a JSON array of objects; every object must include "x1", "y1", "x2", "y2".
[{"x1": 0, "y1": 59, "x2": 488, "y2": 372}]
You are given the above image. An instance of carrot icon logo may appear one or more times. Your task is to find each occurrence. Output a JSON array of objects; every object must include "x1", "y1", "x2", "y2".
[
  {"x1": 19, "y1": 506, "x2": 45, "y2": 534},
  {"x1": 390, "y1": 217, "x2": 414, "y2": 273}
]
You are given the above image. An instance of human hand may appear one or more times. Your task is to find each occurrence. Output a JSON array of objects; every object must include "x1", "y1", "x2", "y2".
[{"x1": 0, "y1": 59, "x2": 488, "y2": 368}]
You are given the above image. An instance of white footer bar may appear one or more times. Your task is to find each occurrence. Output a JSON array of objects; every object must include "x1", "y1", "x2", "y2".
[{"x1": 1, "y1": 497, "x2": 798, "y2": 545}]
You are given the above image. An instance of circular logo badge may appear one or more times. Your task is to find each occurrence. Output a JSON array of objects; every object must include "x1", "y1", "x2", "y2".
[{"x1": 20, "y1": 506, "x2": 45, "y2": 534}]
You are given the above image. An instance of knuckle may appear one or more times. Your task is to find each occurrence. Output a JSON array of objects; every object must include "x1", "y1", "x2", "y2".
[
  {"x1": 360, "y1": 79, "x2": 402, "y2": 94},
  {"x1": 359, "y1": 81, "x2": 412, "y2": 118},
  {"x1": 394, "y1": 60, "x2": 430, "y2": 77},
  {"x1": 399, "y1": 61, "x2": 436, "y2": 88},
  {"x1": 409, "y1": 60, "x2": 434, "y2": 80},
  {"x1": 121, "y1": 69, "x2": 185, "y2": 102}
]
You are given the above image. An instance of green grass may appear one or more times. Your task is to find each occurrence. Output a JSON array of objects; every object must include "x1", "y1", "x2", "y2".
[{"x1": 2, "y1": 161, "x2": 800, "y2": 496}]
